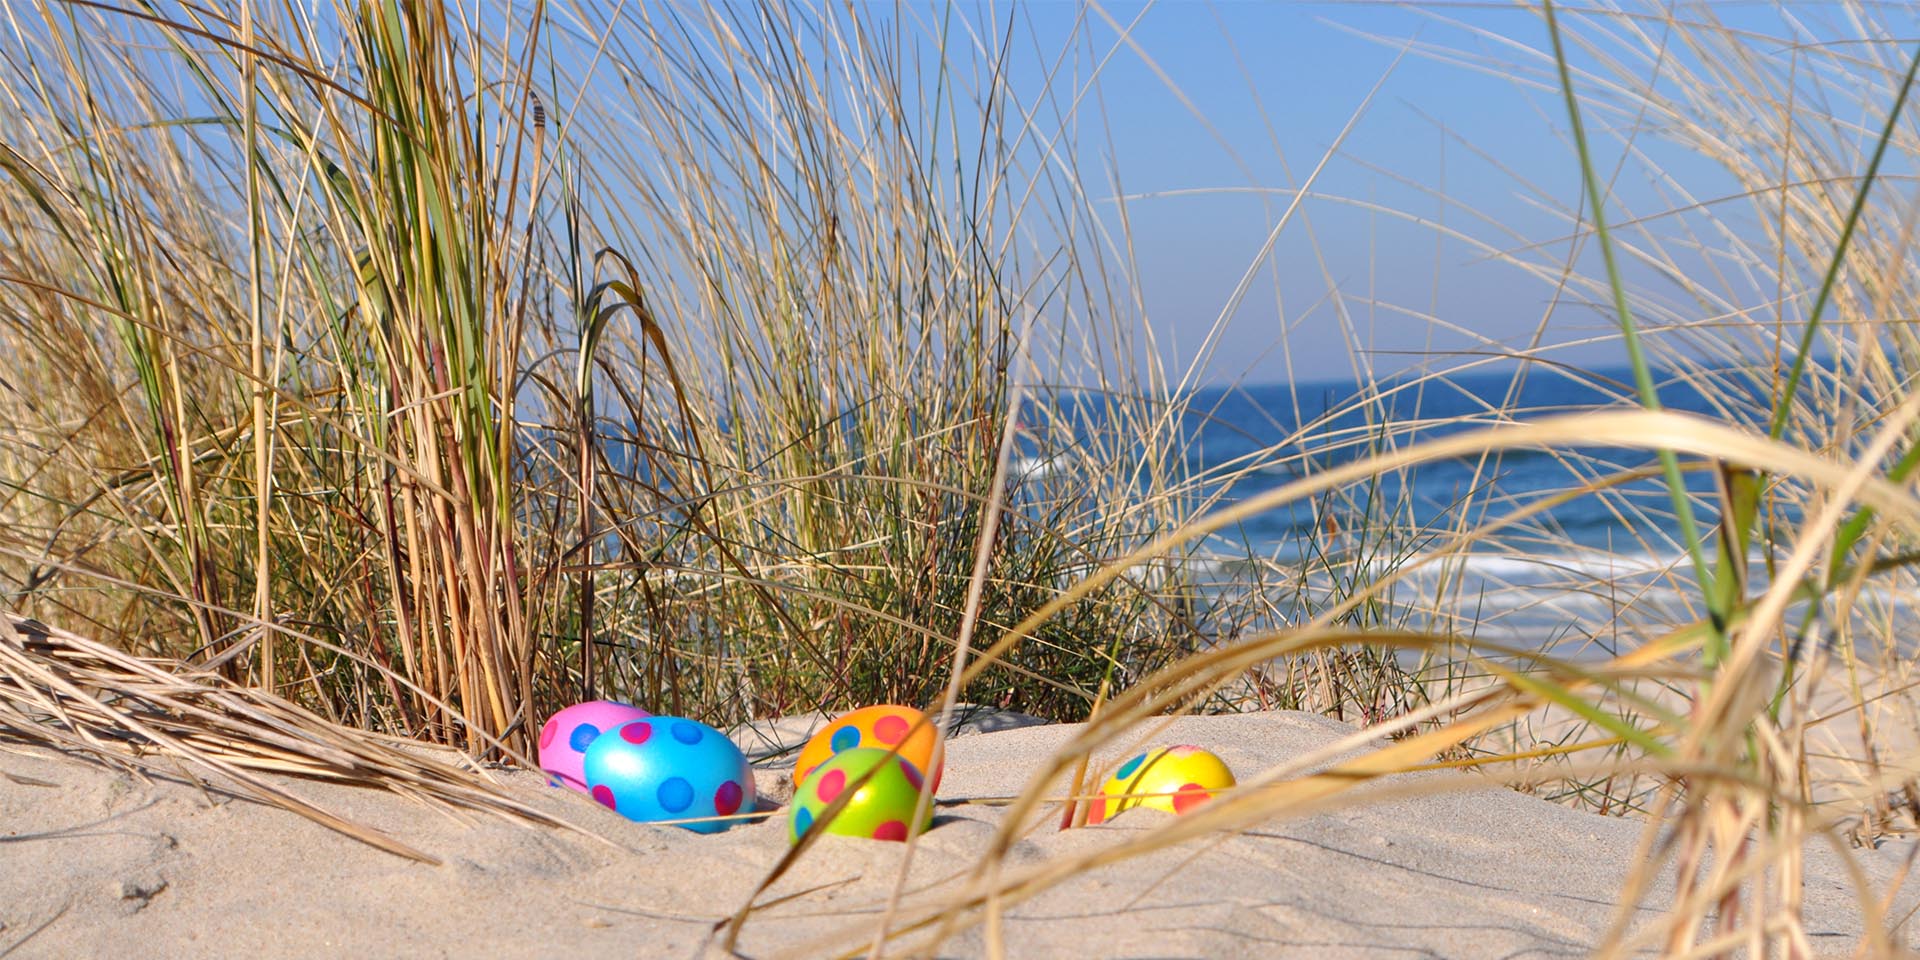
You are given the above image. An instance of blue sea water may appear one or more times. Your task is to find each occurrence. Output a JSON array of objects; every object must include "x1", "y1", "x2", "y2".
[
  {"x1": 1017, "y1": 361, "x2": 1828, "y2": 641},
  {"x1": 1172, "y1": 362, "x2": 1733, "y2": 560}
]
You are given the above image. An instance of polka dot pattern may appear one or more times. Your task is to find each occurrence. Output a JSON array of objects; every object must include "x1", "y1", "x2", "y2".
[
  {"x1": 786, "y1": 747, "x2": 933, "y2": 845},
  {"x1": 579, "y1": 715, "x2": 754, "y2": 834},
  {"x1": 830, "y1": 726, "x2": 861, "y2": 753},
  {"x1": 1090, "y1": 746, "x2": 1234, "y2": 826},
  {"x1": 1172, "y1": 783, "x2": 1210, "y2": 814},
  {"x1": 538, "y1": 701, "x2": 650, "y2": 799},
  {"x1": 657, "y1": 776, "x2": 695, "y2": 813},
  {"x1": 791, "y1": 706, "x2": 941, "y2": 792},
  {"x1": 714, "y1": 780, "x2": 744, "y2": 817},
  {"x1": 873, "y1": 715, "x2": 909, "y2": 744},
  {"x1": 1086, "y1": 798, "x2": 1108, "y2": 825},
  {"x1": 570, "y1": 723, "x2": 603, "y2": 753},
  {"x1": 816, "y1": 768, "x2": 847, "y2": 805}
]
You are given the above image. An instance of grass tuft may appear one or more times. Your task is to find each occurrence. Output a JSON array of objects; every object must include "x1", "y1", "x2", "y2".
[{"x1": 4, "y1": 1, "x2": 1920, "y2": 955}]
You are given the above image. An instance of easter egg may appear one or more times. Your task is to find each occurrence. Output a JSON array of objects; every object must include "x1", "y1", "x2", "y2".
[
  {"x1": 788, "y1": 747, "x2": 933, "y2": 844},
  {"x1": 582, "y1": 716, "x2": 755, "y2": 833},
  {"x1": 537, "y1": 700, "x2": 651, "y2": 793},
  {"x1": 1086, "y1": 745, "x2": 1235, "y2": 824},
  {"x1": 793, "y1": 705, "x2": 942, "y2": 791}
]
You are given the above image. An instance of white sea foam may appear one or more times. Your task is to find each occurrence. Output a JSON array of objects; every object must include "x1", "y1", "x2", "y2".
[
  {"x1": 1408, "y1": 549, "x2": 1681, "y2": 581},
  {"x1": 1009, "y1": 454, "x2": 1065, "y2": 480}
]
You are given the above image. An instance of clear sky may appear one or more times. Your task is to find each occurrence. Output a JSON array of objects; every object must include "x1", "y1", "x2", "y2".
[
  {"x1": 945, "y1": 1, "x2": 1917, "y2": 388},
  {"x1": 1029, "y1": 2, "x2": 1580, "y2": 388},
  {"x1": 60, "y1": 0, "x2": 1916, "y2": 392}
]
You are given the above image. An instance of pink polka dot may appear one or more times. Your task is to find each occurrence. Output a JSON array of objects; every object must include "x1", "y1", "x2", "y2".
[
  {"x1": 816, "y1": 768, "x2": 847, "y2": 804},
  {"x1": 898, "y1": 760, "x2": 923, "y2": 791},
  {"x1": 715, "y1": 780, "x2": 744, "y2": 816},
  {"x1": 620, "y1": 722, "x2": 652, "y2": 744},
  {"x1": 1172, "y1": 783, "x2": 1211, "y2": 814},
  {"x1": 539, "y1": 717, "x2": 558, "y2": 749},
  {"x1": 873, "y1": 714, "x2": 910, "y2": 744},
  {"x1": 591, "y1": 785, "x2": 617, "y2": 810},
  {"x1": 873, "y1": 820, "x2": 908, "y2": 842}
]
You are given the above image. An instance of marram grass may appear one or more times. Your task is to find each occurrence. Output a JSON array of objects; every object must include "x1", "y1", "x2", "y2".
[{"x1": 2, "y1": 0, "x2": 1920, "y2": 956}]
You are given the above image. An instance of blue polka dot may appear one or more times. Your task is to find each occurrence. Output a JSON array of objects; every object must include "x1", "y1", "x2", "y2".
[
  {"x1": 1116, "y1": 752, "x2": 1146, "y2": 780},
  {"x1": 794, "y1": 807, "x2": 814, "y2": 836},
  {"x1": 830, "y1": 726, "x2": 861, "y2": 753},
  {"x1": 569, "y1": 723, "x2": 601, "y2": 753},
  {"x1": 671, "y1": 721, "x2": 704, "y2": 745},
  {"x1": 657, "y1": 777, "x2": 694, "y2": 813}
]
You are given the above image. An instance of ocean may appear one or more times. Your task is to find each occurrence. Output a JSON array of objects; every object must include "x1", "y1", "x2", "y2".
[
  {"x1": 1016, "y1": 361, "x2": 1883, "y2": 648},
  {"x1": 1184, "y1": 364, "x2": 1729, "y2": 545}
]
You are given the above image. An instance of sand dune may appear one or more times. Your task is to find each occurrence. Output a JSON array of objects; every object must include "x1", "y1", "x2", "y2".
[{"x1": 3, "y1": 711, "x2": 1913, "y2": 958}]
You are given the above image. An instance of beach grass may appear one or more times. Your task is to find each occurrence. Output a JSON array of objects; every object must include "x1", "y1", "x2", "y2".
[{"x1": 3, "y1": 0, "x2": 1920, "y2": 955}]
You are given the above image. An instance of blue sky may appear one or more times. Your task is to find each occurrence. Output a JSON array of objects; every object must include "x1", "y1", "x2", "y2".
[
  {"x1": 1039, "y1": 2, "x2": 1579, "y2": 386},
  {"x1": 107, "y1": 0, "x2": 1905, "y2": 391},
  {"x1": 949, "y1": 1, "x2": 1916, "y2": 387},
  {"x1": 522, "y1": 0, "x2": 1917, "y2": 389}
]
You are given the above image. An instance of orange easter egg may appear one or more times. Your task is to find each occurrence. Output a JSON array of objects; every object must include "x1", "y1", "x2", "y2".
[{"x1": 793, "y1": 705, "x2": 942, "y2": 791}]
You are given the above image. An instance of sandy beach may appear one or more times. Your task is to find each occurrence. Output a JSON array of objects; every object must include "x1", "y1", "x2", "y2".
[
  {"x1": 5, "y1": 710, "x2": 1914, "y2": 958},
  {"x1": 8, "y1": 0, "x2": 1920, "y2": 957}
]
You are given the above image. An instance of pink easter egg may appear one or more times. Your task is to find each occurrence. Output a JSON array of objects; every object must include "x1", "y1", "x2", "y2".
[{"x1": 538, "y1": 700, "x2": 651, "y2": 793}]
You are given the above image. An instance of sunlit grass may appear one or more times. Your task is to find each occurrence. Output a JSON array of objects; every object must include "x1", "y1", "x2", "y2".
[{"x1": 3, "y1": 0, "x2": 1920, "y2": 956}]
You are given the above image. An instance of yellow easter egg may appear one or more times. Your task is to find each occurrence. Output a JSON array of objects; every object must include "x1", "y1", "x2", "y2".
[
  {"x1": 1086, "y1": 745, "x2": 1234, "y2": 824},
  {"x1": 793, "y1": 705, "x2": 942, "y2": 791}
]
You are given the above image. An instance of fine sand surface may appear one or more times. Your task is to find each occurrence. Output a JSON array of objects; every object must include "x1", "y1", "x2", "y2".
[{"x1": 3, "y1": 710, "x2": 1915, "y2": 958}]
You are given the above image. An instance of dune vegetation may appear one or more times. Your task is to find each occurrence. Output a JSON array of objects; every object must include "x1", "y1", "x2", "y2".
[{"x1": 5, "y1": 0, "x2": 1920, "y2": 954}]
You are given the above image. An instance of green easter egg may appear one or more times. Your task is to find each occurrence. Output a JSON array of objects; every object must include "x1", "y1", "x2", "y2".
[{"x1": 787, "y1": 747, "x2": 932, "y2": 844}]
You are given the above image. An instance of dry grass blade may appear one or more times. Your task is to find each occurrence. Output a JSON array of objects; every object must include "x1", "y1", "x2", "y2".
[
  {"x1": 0, "y1": 612, "x2": 574, "y2": 863},
  {"x1": 10, "y1": 0, "x2": 1920, "y2": 954}
]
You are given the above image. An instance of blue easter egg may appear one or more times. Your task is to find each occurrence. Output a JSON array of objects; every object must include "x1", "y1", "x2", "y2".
[{"x1": 581, "y1": 717, "x2": 755, "y2": 834}]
